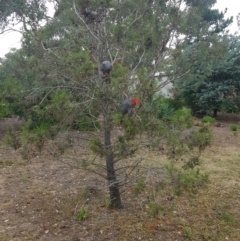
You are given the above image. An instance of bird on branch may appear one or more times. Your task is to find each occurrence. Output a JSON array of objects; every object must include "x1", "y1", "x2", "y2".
[
  {"x1": 100, "y1": 60, "x2": 112, "y2": 74},
  {"x1": 100, "y1": 60, "x2": 113, "y2": 83},
  {"x1": 120, "y1": 97, "x2": 139, "y2": 116}
]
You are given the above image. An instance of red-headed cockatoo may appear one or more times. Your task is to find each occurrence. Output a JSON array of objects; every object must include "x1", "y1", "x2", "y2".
[{"x1": 120, "y1": 97, "x2": 139, "y2": 115}]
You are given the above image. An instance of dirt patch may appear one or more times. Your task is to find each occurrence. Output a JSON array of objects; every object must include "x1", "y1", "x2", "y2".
[
  {"x1": 0, "y1": 149, "x2": 104, "y2": 241},
  {"x1": 212, "y1": 113, "x2": 240, "y2": 147}
]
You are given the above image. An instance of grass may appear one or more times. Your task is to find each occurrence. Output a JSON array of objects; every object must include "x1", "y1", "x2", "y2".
[
  {"x1": 229, "y1": 123, "x2": 238, "y2": 131},
  {"x1": 229, "y1": 123, "x2": 238, "y2": 136},
  {"x1": 202, "y1": 115, "x2": 216, "y2": 124},
  {"x1": 53, "y1": 144, "x2": 239, "y2": 241},
  {"x1": 0, "y1": 124, "x2": 240, "y2": 241},
  {"x1": 219, "y1": 212, "x2": 236, "y2": 222},
  {"x1": 76, "y1": 207, "x2": 87, "y2": 221},
  {"x1": 73, "y1": 144, "x2": 240, "y2": 241},
  {"x1": 175, "y1": 145, "x2": 240, "y2": 241},
  {"x1": 0, "y1": 159, "x2": 14, "y2": 166},
  {"x1": 0, "y1": 237, "x2": 8, "y2": 241},
  {"x1": 22, "y1": 173, "x2": 30, "y2": 180},
  {"x1": 183, "y1": 227, "x2": 193, "y2": 240}
]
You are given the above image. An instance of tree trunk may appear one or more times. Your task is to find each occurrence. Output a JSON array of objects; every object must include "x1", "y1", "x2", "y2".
[
  {"x1": 213, "y1": 108, "x2": 217, "y2": 117},
  {"x1": 104, "y1": 117, "x2": 123, "y2": 209},
  {"x1": 101, "y1": 81, "x2": 123, "y2": 209}
]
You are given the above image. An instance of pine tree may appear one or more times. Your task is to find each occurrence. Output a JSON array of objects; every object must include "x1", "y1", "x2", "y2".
[{"x1": 0, "y1": 0, "x2": 233, "y2": 208}]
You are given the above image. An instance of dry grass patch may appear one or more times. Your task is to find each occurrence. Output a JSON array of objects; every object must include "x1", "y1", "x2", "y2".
[{"x1": 1, "y1": 116, "x2": 240, "y2": 240}]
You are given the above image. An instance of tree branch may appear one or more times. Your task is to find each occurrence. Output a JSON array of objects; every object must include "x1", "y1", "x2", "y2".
[{"x1": 73, "y1": 1, "x2": 101, "y2": 43}]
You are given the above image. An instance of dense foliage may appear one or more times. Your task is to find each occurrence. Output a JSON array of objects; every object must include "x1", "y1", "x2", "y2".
[{"x1": 176, "y1": 35, "x2": 240, "y2": 116}]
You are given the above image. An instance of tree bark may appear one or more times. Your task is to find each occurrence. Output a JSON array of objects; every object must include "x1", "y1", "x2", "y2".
[
  {"x1": 104, "y1": 117, "x2": 123, "y2": 209},
  {"x1": 101, "y1": 79, "x2": 123, "y2": 209},
  {"x1": 213, "y1": 108, "x2": 217, "y2": 117}
]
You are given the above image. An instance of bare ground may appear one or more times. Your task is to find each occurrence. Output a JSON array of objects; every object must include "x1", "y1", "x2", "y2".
[{"x1": 0, "y1": 114, "x2": 240, "y2": 241}]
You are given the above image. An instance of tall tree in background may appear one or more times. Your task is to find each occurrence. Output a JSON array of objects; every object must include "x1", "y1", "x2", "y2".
[
  {"x1": 176, "y1": 34, "x2": 240, "y2": 116},
  {"x1": 0, "y1": 0, "x2": 233, "y2": 208},
  {"x1": 0, "y1": 0, "x2": 50, "y2": 34}
]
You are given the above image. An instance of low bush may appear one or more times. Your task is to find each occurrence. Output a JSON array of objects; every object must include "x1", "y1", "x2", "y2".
[
  {"x1": 165, "y1": 159, "x2": 209, "y2": 195},
  {"x1": 0, "y1": 102, "x2": 11, "y2": 118},
  {"x1": 220, "y1": 100, "x2": 239, "y2": 113},
  {"x1": 229, "y1": 124, "x2": 238, "y2": 136},
  {"x1": 3, "y1": 125, "x2": 21, "y2": 150},
  {"x1": 77, "y1": 207, "x2": 87, "y2": 221},
  {"x1": 192, "y1": 124, "x2": 213, "y2": 151},
  {"x1": 133, "y1": 178, "x2": 146, "y2": 195},
  {"x1": 147, "y1": 201, "x2": 164, "y2": 218},
  {"x1": 229, "y1": 124, "x2": 238, "y2": 132},
  {"x1": 202, "y1": 116, "x2": 215, "y2": 124},
  {"x1": 176, "y1": 169, "x2": 209, "y2": 195},
  {"x1": 77, "y1": 115, "x2": 101, "y2": 131},
  {"x1": 169, "y1": 107, "x2": 193, "y2": 128},
  {"x1": 158, "y1": 103, "x2": 175, "y2": 120}
]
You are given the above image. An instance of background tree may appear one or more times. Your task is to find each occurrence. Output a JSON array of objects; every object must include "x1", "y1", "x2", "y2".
[
  {"x1": 0, "y1": 0, "x2": 51, "y2": 35},
  {"x1": 176, "y1": 34, "x2": 240, "y2": 116}
]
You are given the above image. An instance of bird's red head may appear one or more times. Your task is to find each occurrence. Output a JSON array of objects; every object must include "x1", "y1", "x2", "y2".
[{"x1": 131, "y1": 97, "x2": 139, "y2": 106}]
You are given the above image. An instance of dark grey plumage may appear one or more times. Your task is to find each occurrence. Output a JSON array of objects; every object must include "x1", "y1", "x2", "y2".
[
  {"x1": 83, "y1": 8, "x2": 105, "y2": 23},
  {"x1": 101, "y1": 60, "x2": 112, "y2": 74},
  {"x1": 120, "y1": 98, "x2": 133, "y2": 115},
  {"x1": 83, "y1": 8, "x2": 97, "y2": 23}
]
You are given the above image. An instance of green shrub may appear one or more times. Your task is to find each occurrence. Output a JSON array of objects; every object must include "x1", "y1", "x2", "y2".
[
  {"x1": 158, "y1": 103, "x2": 175, "y2": 119},
  {"x1": 4, "y1": 125, "x2": 21, "y2": 150},
  {"x1": 157, "y1": 97, "x2": 184, "y2": 110},
  {"x1": 165, "y1": 162, "x2": 209, "y2": 195},
  {"x1": 177, "y1": 169, "x2": 209, "y2": 194},
  {"x1": 192, "y1": 124, "x2": 213, "y2": 151},
  {"x1": 183, "y1": 227, "x2": 193, "y2": 239},
  {"x1": 147, "y1": 201, "x2": 164, "y2": 217},
  {"x1": 202, "y1": 116, "x2": 215, "y2": 124},
  {"x1": 133, "y1": 178, "x2": 146, "y2": 195},
  {"x1": 169, "y1": 107, "x2": 193, "y2": 128},
  {"x1": 33, "y1": 121, "x2": 53, "y2": 136},
  {"x1": 220, "y1": 100, "x2": 239, "y2": 113},
  {"x1": 229, "y1": 124, "x2": 238, "y2": 132},
  {"x1": 19, "y1": 119, "x2": 56, "y2": 152},
  {"x1": 88, "y1": 138, "x2": 104, "y2": 156},
  {"x1": 219, "y1": 212, "x2": 235, "y2": 223},
  {"x1": 20, "y1": 119, "x2": 32, "y2": 145},
  {"x1": 148, "y1": 96, "x2": 184, "y2": 120},
  {"x1": 112, "y1": 112, "x2": 122, "y2": 126},
  {"x1": 163, "y1": 97, "x2": 184, "y2": 110},
  {"x1": 0, "y1": 102, "x2": 11, "y2": 118},
  {"x1": 77, "y1": 207, "x2": 87, "y2": 221},
  {"x1": 32, "y1": 121, "x2": 55, "y2": 151},
  {"x1": 77, "y1": 115, "x2": 100, "y2": 131},
  {"x1": 122, "y1": 116, "x2": 139, "y2": 140},
  {"x1": 182, "y1": 156, "x2": 200, "y2": 170}
]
